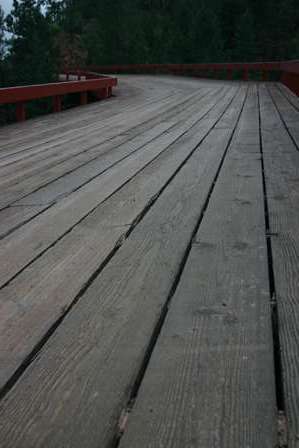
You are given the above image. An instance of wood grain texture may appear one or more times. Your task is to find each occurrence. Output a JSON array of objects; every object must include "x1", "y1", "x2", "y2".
[
  {"x1": 119, "y1": 85, "x2": 276, "y2": 448},
  {"x1": 10, "y1": 87, "x2": 220, "y2": 206},
  {"x1": 0, "y1": 76, "x2": 218, "y2": 158},
  {"x1": 268, "y1": 83, "x2": 299, "y2": 148},
  {"x1": 277, "y1": 82, "x2": 299, "y2": 111},
  {"x1": 0, "y1": 88, "x2": 244, "y2": 448},
  {"x1": 1, "y1": 77, "x2": 293, "y2": 448},
  {"x1": 0, "y1": 85, "x2": 235, "y2": 289},
  {"x1": 0, "y1": 90, "x2": 208, "y2": 205},
  {"x1": 0, "y1": 86, "x2": 209, "y2": 183},
  {"x1": 259, "y1": 84, "x2": 299, "y2": 448},
  {"x1": 0, "y1": 91, "x2": 241, "y2": 390}
]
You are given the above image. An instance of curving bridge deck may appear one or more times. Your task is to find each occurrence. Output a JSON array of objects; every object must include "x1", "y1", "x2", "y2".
[{"x1": 0, "y1": 75, "x2": 298, "y2": 447}]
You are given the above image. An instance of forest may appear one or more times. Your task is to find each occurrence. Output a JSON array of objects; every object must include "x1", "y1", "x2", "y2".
[{"x1": 0, "y1": 0, "x2": 299, "y2": 87}]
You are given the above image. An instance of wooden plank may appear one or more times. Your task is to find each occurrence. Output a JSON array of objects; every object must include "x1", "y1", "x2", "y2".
[
  {"x1": 0, "y1": 86, "x2": 243, "y2": 391},
  {"x1": 277, "y1": 82, "x2": 299, "y2": 111},
  {"x1": 0, "y1": 76, "x2": 224, "y2": 151},
  {"x1": 0, "y1": 87, "x2": 207, "y2": 184},
  {"x1": 0, "y1": 205, "x2": 49, "y2": 240},
  {"x1": 0, "y1": 88, "x2": 210, "y2": 192},
  {"x1": 0, "y1": 77, "x2": 176, "y2": 151},
  {"x1": 0, "y1": 86, "x2": 237, "y2": 289},
  {"x1": 259, "y1": 83, "x2": 299, "y2": 448},
  {"x1": 268, "y1": 83, "x2": 299, "y2": 148},
  {"x1": 0, "y1": 92, "x2": 186, "y2": 166},
  {"x1": 119, "y1": 84, "x2": 276, "y2": 448},
  {"x1": 0, "y1": 87, "x2": 215, "y2": 211},
  {"x1": 0, "y1": 88, "x2": 245, "y2": 448},
  {"x1": 0, "y1": 82, "x2": 188, "y2": 159},
  {"x1": 0, "y1": 75, "x2": 203, "y2": 159},
  {"x1": 0, "y1": 110, "x2": 199, "y2": 233},
  {"x1": 0, "y1": 87, "x2": 220, "y2": 207},
  {"x1": 0, "y1": 122, "x2": 176, "y2": 206}
]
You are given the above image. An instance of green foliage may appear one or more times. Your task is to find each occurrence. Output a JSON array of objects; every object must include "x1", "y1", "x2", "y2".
[
  {"x1": 234, "y1": 8, "x2": 257, "y2": 62},
  {"x1": 0, "y1": 5, "x2": 10, "y2": 86},
  {"x1": 0, "y1": 0, "x2": 298, "y2": 87},
  {"x1": 5, "y1": 0, "x2": 57, "y2": 85},
  {"x1": 0, "y1": 5, "x2": 5, "y2": 60}
]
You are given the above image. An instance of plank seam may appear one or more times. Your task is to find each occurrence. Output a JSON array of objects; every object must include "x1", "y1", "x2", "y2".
[
  {"x1": 0, "y1": 90, "x2": 178, "y2": 160},
  {"x1": 267, "y1": 84, "x2": 299, "y2": 153},
  {"x1": 0, "y1": 88, "x2": 205, "y2": 164},
  {"x1": 0, "y1": 204, "x2": 52, "y2": 240},
  {"x1": 0, "y1": 88, "x2": 222, "y2": 238},
  {"x1": 0, "y1": 85, "x2": 241, "y2": 402},
  {"x1": 276, "y1": 83, "x2": 299, "y2": 113},
  {"x1": 0, "y1": 88, "x2": 211, "y2": 210},
  {"x1": 0, "y1": 87, "x2": 233, "y2": 289},
  {"x1": 258, "y1": 85, "x2": 288, "y2": 448},
  {"x1": 109, "y1": 85, "x2": 248, "y2": 448}
]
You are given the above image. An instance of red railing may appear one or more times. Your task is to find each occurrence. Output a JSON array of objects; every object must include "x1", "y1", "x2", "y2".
[
  {"x1": 87, "y1": 60, "x2": 299, "y2": 96},
  {"x1": 1, "y1": 61, "x2": 298, "y2": 124},
  {"x1": 0, "y1": 72, "x2": 117, "y2": 122}
]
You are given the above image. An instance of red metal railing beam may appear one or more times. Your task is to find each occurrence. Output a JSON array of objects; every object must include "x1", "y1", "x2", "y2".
[
  {"x1": 0, "y1": 77, "x2": 117, "y2": 104},
  {"x1": 0, "y1": 74, "x2": 117, "y2": 122},
  {"x1": 86, "y1": 61, "x2": 299, "y2": 97}
]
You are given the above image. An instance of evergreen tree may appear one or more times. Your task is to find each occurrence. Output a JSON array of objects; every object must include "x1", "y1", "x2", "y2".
[
  {"x1": 0, "y1": 6, "x2": 5, "y2": 61},
  {"x1": 233, "y1": 8, "x2": 257, "y2": 61},
  {"x1": 0, "y1": 5, "x2": 9, "y2": 86},
  {"x1": 1, "y1": 0, "x2": 299, "y2": 84},
  {"x1": 6, "y1": 0, "x2": 57, "y2": 85},
  {"x1": 192, "y1": 4, "x2": 224, "y2": 63}
]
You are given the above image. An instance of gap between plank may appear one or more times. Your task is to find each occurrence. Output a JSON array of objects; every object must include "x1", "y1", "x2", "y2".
[
  {"x1": 276, "y1": 83, "x2": 299, "y2": 113},
  {"x1": 267, "y1": 85, "x2": 299, "y2": 153},
  {"x1": 0, "y1": 86, "x2": 235, "y2": 289},
  {"x1": 0, "y1": 85, "x2": 241, "y2": 401},
  {"x1": 257, "y1": 85, "x2": 288, "y2": 448},
  {"x1": 0, "y1": 88, "x2": 224, "y2": 238},
  {"x1": 109, "y1": 85, "x2": 249, "y2": 448},
  {"x1": 0, "y1": 87, "x2": 213, "y2": 213}
]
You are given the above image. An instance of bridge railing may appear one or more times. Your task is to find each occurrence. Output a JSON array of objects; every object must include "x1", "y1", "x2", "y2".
[
  {"x1": 87, "y1": 61, "x2": 299, "y2": 96},
  {"x1": 0, "y1": 72, "x2": 117, "y2": 122}
]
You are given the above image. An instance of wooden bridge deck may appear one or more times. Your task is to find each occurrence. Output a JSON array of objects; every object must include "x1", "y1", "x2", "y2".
[{"x1": 0, "y1": 76, "x2": 298, "y2": 447}]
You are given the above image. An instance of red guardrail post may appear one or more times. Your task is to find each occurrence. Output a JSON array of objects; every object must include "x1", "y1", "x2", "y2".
[
  {"x1": 80, "y1": 91, "x2": 88, "y2": 105},
  {"x1": 0, "y1": 74, "x2": 117, "y2": 123},
  {"x1": 53, "y1": 95, "x2": 62, "y2": 113},
  {"x1": 243, "y1": 68, "x2": 249, "y2": 81},
  {"x1": 16, "y1": 102, "x2": 26, "y2": 122},
  {"x1": 96, "y1": 87, "x2": 108, "y2": 99},
  {"x1": 262, "y1": 70, "x2": 268, "y2": 81}
]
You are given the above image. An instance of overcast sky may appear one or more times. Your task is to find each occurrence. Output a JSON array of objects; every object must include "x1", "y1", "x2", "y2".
[{"x1": 1, "y1": 0, "x2": 13, "y2": 14}]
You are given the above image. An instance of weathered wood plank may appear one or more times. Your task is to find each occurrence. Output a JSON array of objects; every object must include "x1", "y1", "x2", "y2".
[
  {"x1": 0, "y1": 86, "x2": 220, "y2": 207},
  {"x1": 0, "y1": 86, "x2": 236, "y2": 289},
  {"x1": 0, "y1": 121, "x2": 176, "y2": 206},
  {"x1": 0, "y1": 87, "x2": 244, "y2": 448},
  {"x1": 0, "y1": 92, "x2": 185, "y2": 166},
  {"x1": 0, "y1": 86, "x2": 243, "y2": 391},
  {"x1": 277, "y1": 82, "x2": 299, "y2": 111},
  {"x1": 0, "y1": 205, "x2": 49, "y2": 240},
  {"x1": 0, "y1": 75, "x2": 206, "y2": 158},
  {"x1": 0, "y1": 109, "x2": 199, "y2": 234},
  {"x1": 0, "y1": 75, "x2": 216, "y2": 148},
  {"x1": 259, "y1": 83, "x2": 299, "y2": 448},
  {"x1": 0, "y1": 87, "x2": 208, "y2": 186},
  {"x1": 0, "y1": 77, "x2": 176, "y2": 151},
  {"x1": 119, "y1": 85, "x2": 276, "y2": 448},
  {"x1": 268, "y1": 83, "x2": 299, "y2": 148}
]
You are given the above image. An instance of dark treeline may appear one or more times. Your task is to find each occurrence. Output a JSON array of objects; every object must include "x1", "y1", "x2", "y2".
[{"x1": 0, "y1": 0, "x2": 299, "y2": 86}]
